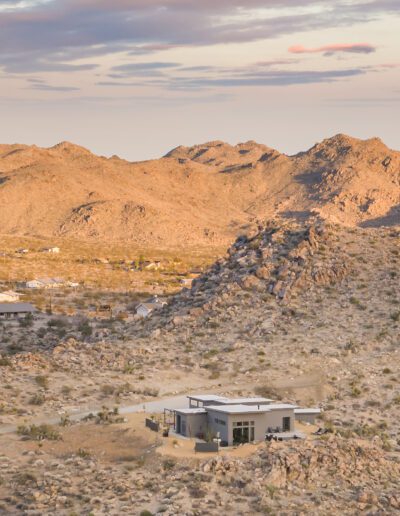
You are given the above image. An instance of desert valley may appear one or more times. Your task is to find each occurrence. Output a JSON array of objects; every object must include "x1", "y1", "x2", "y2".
[{"x1": 0, "y1": 134, "x2": 399, "y2": 515}]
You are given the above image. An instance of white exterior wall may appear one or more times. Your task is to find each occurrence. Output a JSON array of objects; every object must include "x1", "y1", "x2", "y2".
[
  {"x1": 26, "y1": 281, "x2": 43, "y2": 289},
  {"x1": 206, "y1": 410, "x2": 269, "y2": 445},
  {"x1": 227, "y1": 412, "x2": 269, "y2": 444}
]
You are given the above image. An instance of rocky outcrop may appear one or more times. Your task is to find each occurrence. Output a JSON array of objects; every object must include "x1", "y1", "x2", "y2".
[{"x1": 145, "y1": 221, "x2": 350, "y2": 330}]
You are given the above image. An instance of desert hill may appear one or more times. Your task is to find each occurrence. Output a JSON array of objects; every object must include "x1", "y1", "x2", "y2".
[
  {"x1": 136, "y1": 219, "x2": 400, "y2": 448},
  {"x1": 0, "y1": 134, "x2": 399, "y2": 246}
]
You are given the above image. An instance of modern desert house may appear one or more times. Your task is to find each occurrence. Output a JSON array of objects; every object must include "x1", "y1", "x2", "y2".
[{"x1": 173, "y1": 395, "x2": 320, "y2": 446}]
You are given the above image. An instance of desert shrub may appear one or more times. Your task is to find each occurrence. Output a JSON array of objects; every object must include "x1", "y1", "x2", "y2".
[
  {"x1": 255, "y1": 384, "x2": 281, "y2": 400},
  {"x1": 61, "y1": 385, "x2": 72, "y2": 396},
  {"x1": 36, "y1": 327, "x2": 47, "y2": 338},
  {"x1": 59, "y1": 415, "x2": 71, "y2": 427},
  {"x1": 101, "y1": 384, "x2": 115, "y2": 396},
  {"x1": 77, "y1": 448, "x2": 91, "y2": 458},
  {"x1": 29, "y1": 393, "x2": 45, "y2": 406},
  {"x1": 7, "y1": 343, "x2": 23, "y2": 354},
  {"x1": 47, "y1": 318, "x2": 67, "y2": 329},
  {"x1": 350, "y1": 385, "x2": 361, "y2": 397},
  {"x1": 364, "y1": 399, "x2": 381, "y2": 408},
  {"x1": 78, "y1": 319, "x2": 92, "y2": 338},
  {"x1": 17, "y1": 424, "x2": 61, "y2": 441},
  {"x1": 0, "y1": 357, "x2": 11, "y2": 367},
  {"x1": 14, "y1": 472, "x2": 37, "y2": 486},
  {"x1": 140, "y1": 387, "x2": 159, "y2": 397},
  {"x1": 35, "y1": 375, "x2": 49, "y2": 390},
  {"x1": 203, "y1": 349, "x2": 218, "y2": 359},
  {"x1": 19, "y1": 314, "x2": 34, "y2": 328},
  {"x1": 208, "y1": 370, "x2": 220, "y2": 380},
  {"x1": 162, "y1": 459, "x2": 176, "y2": 471},
  {"x1": 95, "y1": 406, "x2": 124, "y2": 424}
]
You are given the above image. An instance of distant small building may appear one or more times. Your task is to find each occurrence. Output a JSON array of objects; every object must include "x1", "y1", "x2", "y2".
[
  {"x1": 16, "y1": 248, "x2": 29, "y2": 254},
  {"x1": 190, "y1": 267, "x2": 203, "y2": 275},
  {"x1": 25, "y1": 278, "x2": 65, "y2": 289},
  {"x1": 95, "y1": 258, "x2": 109, "y2": 265},
  {"x1": 66, "y1": 281, "x2": 79, "y2": 288},
  {"x1": 136, "y1": 296, "x2": 167, "y2": 318},
  {"x1": 0, "y1": 303, "x2": 36, "y2": 319},
  {"x1": 25, "y1": 280, "x2": 45, "y2": 289},
  {"x1": 142, "y1": 261, "x2": 161, "y2": 271},
  {"x1": 41, "y1": 247, "x2": 60, "y2": 254},
  {"x1": 180, "y1": 278, "x2": 193, "y2": 288},
  {"x1": 0, "y1": 290, "x2": 21, "y2": 303}
]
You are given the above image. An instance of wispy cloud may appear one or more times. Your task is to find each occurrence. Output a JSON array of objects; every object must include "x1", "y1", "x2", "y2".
[
  {"x1": 165, "y1": 68, "x2": 367, "y2": 90},
  {"x1": 29, "y1": 82, "x2": 80, "y2": 91},
  {"x1": 289, "y1": 43, "x2": 376, "y2": 56},
  {"x1": 0, "y1": 1, "x2": 397, "y2": 73},
  {"x1": 109, "y1": 61, "x2": 180, "y2": 78}
]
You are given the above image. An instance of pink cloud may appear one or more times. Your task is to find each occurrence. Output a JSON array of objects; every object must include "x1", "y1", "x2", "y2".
[
  {"x1": 289, "y1": 43, "x2": 376, "y2": 55},
  {"x1": 377, "y1": 63, "x2": 400, "y2": 69}
]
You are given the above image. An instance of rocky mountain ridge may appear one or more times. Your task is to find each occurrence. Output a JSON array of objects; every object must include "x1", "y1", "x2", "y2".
[{"x1": 0, "y1": 134, "x2": 398, "y2": 246}]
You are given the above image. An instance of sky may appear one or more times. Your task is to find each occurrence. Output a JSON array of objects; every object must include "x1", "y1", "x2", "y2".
[{"x1": 0, "y1": 0, "x2": 399, "y2": 160}]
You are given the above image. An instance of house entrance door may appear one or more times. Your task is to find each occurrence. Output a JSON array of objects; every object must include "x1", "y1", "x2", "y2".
[
  {"x1": 176, "y1": 414, "x2": 181, "y2": 434},
  {"x1": 282, "y1": 417, "x2": 291, "y2": 432}
]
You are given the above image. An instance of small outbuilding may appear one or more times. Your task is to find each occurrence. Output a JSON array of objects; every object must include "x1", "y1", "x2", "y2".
[
  {"x1": 136, "y1": 296, "x2": 167, "y2": 318},
  {"x1": 41, "y1": 247, "x2": 60, "y2": 254}
]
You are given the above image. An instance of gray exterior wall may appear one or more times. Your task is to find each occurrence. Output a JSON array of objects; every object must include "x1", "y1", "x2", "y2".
[
  {"x1": 206, "y1": 410, "x2": 230, "y2": 443},
  {"x1": 265, "y1": 409, "x2": 295, "y2": 432},
  {"x1": 176, "y1": 412, "x2": 208, "y2": 438},
  {"x1": 295, "y1": 413, "x2": 318, "y2": 424}
]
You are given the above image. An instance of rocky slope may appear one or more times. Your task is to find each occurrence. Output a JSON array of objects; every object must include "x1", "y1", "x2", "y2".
[
  {"x1": 0, "y1": 134, "x2": 398, "y2": 246},
  {"x1": 0, "y1": 219, "x2": 399, "y2": 514},
  {"x1": 137, "y1": 220, "x2": 400, "y2": 443}
]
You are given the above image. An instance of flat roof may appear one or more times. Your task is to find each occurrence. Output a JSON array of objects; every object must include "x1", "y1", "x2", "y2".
[
  {"x1": 294, "y1": 408, "x2": 321, "y2": 414},
  {"x1": 175, "y1": 408, "x2": 207, "y2": 415},
  {"x1": 267, "y1": 404, "x2": 298, "y2": 410},
  {"x1": 206, "y1": 404, "x2": 271, "y2": 415},
  {"x1": 187, "y1": 395, "x2": 273, "y2": 404},
  {"x1": 0, "y1": 303, "x2": 36, "y2": 313},
  {"x1": 224, "y1": 397, "x2": 273, "y2": 404},
  {"x1": 188, "y1": 395, "x2": 227, "y2": 402}
]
